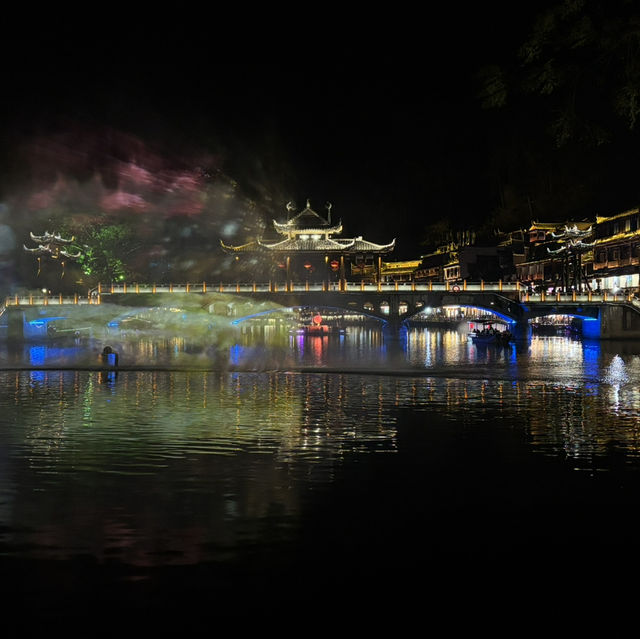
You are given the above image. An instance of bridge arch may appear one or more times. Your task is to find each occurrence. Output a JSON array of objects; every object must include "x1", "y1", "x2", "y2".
[
  {"x1": 403, "y1": 302, "x2": 518, "y2": 325},
  {"x1": 230, "y1": 304, "x2": 387, "y2": 325}
]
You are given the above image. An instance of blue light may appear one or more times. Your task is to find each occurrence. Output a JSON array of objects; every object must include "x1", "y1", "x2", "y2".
[
  {"x1": 27, "y1": 316, "x2": 67, "y2": 327},
  {"x1": 29, "y1": 345, "x2": 46, "y2": 366},
  {"x1": 458, "y1": 305, "x2": 516, "y2": 324}
]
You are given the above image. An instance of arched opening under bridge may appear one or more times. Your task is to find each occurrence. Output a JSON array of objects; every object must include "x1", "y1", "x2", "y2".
[
  {"x1": 527, "y1": 310, "x2": 600, "y2": 338},
  {"x1": 405, "y1": 303, "x2": 517, "y2": 328},
  {"x1": 231, "y1": 305, "x2": 386, "y2": 327}
]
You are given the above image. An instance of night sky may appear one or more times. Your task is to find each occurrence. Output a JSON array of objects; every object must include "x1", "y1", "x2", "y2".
[{"x1": 2, "y1": 2, "x2": 639, "y2": 261}]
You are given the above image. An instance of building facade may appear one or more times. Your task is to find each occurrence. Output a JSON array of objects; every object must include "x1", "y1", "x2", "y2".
[
  {"x1": 516, "y1": 220, "x2": 595, "y2": 291},
  {"x1": 220, "y1": 201, "x2": 395, "y2": 285},
  {"x1": 592, "y1": 207, "x2": 640, "y2": 292}
]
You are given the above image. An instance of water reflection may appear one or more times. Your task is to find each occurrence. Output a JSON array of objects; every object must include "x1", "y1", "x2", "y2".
[{"x1": 3, "y1": 325, "x2": 640, "y2": 607}]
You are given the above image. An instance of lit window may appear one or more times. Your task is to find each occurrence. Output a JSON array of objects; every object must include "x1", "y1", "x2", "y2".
[
  {"x1": 312, "y1": 234, "x2": 320, "y2": 240},
  {"x1": 300, "y1": 234, "x2": 309, "y2": 240}
]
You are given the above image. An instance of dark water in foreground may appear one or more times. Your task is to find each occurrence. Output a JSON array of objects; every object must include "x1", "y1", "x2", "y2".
[{"x1": 1, "y1": 325, "x2": 640, "y2": 627}]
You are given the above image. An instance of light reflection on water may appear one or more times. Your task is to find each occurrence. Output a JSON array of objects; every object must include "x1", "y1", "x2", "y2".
[{"x1": 2, "y1": 325, "x2": 640, "y2": 615}]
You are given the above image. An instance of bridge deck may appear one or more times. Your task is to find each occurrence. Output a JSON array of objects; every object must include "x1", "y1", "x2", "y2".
[{"x1": 3, "y1": 281, "x2": 636, "y2": 307}]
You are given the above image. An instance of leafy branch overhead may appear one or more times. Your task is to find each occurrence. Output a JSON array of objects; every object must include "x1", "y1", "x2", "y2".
[{"x1": 477, "y1": 0, "x2": 640, "y2": 146}]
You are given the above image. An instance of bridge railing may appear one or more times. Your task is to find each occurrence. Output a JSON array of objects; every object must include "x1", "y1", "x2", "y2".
[
  {"x1": 86, "y1": 280, "x2": 526, "y2": 295},
  {"x1": 4, "y1": 292, "x2": 93, "y2": 306},
  {"x1": 5, "y1": 282, "x2": 639, "y2": 307}
]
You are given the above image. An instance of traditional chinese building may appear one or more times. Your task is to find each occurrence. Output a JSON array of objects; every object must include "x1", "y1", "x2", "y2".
[
  {"x1": 414, "y1": 234, "x2": 504, "y2": 284},
  {"x1": 592, "y1": 207, "x2": 640, "y2": 292},
  {"x1": 220, "y1": 200, "x2": 395, "y2": 285},
  {"x1": 379, "y1": 259, "x2": 422, "y2": 283},
  {"x1": 516, "y1": 220, "x2": 595, "y2": 290}
]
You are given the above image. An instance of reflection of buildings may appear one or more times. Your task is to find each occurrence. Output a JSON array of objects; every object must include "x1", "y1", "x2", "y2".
[{"x1": 220, "y1": 201, "x2": 395, "y2": 285}]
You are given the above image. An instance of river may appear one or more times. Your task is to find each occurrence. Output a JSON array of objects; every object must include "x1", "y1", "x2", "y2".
[{"x1": 1, "y1": 324, "x2": 638, "y2": 627}]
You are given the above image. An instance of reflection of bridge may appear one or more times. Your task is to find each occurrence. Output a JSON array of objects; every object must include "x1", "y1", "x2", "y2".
[{"x1": 5, "y1": 281, "x2": 640, "y2": 339}]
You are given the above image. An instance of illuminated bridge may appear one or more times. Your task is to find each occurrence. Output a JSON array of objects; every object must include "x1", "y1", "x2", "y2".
[{"x1": 5, "y1": 281, "x2": 640, "y2": 339}]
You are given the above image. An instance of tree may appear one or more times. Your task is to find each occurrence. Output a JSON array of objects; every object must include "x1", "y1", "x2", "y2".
[
  {"x1": 73, "y1": 223, "x2": 142, "y2": 284},
  {"x1": 479, "y1": 0, "x2": 640, "y2": 146},
  {"x1": 475, "y1": 0, "x2": 640, "y2": 226}
]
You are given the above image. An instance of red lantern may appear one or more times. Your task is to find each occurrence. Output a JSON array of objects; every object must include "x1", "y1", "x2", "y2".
[
  {"x1": 312, "y1": 314, "x2": 323, "y2": 325},
  {"x1": 330, "y1": 260, "x2": 340, "y2": 271},
  {"x1": 304, "y1": 262, "x2": 313, "y2": 270},
  {"x1": 277, "y1": 262, "x2": 286, "y2": 269}
]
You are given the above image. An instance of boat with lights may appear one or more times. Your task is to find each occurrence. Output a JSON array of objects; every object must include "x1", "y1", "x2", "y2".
[
  {"x1": 291, "y1": 313, "x2": 346, "y2": 336},
  {"x1": 468, "y1": 318, "x2": 512, "y2": 345}
]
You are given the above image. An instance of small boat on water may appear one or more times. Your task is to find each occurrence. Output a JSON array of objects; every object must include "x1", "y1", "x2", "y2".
[
  {"x1": 470, "y1": 331, "x2": 511, "y2": 345},
  {"x1": 468, "y1": 319, "x2": 512, "y2": 345},
  {"x1": 291, "y1": 313, "x2": 346, "y2": 336},
  {"x1": 293, "y1": 324, "x2": 346, "y2": 336}
]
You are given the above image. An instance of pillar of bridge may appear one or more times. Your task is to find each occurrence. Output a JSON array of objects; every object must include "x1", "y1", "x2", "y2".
[
  {"x1": 386, "y1": 298, "x2": 400, "y2": 317},
  {"x1": 581, "y1": 309, "x2": 602, "y2": 339},
  {"x1": 587, "y1": 304, "x2": 640, "y2": 339},
  {"x1": 510, "y1": 320, "x2": 531, "y2": 341}
]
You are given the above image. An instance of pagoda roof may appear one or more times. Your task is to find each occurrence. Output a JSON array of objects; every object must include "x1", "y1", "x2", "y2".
[
  {"x1": 256, "y1": 236, "x2": 395, "y2": 253},
  {"x1": 221, "y1": 198, "x2": 395, "y2": 255},
  {"x1": 220, "y1": 235, "x2": 395, "y2": 254},
  {"x1": 273, "y1": 201, "x2": 342, "y2": 235},
  {"x1": 529, "y1": 220, "x2": 593, "y2": 232},
  {"x1": 220, "y1": 239, "x2": 260, "y2": 253},
  {"x1": 274, "y1": 222, "x2": 344, "y2": 235}
]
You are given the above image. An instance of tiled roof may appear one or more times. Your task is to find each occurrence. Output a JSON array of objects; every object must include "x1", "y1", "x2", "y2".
[
  {"x1": 257, "y1": 236, "x2": 395, "y2": 252},
  {"x1": 596, "y1": 207, "x2": 640, "y2": 224},
  {"x1": 220, "y1": 236, "x2": 395, "y2": 253},
  {"x1": 529, "y1": 220, "x2": 593, "y2": 231},
  {"x1": 273, "y1": 204, "x2": 337, "y2": 233},
  {"x1": 219, "y1": 239, "x2": 259, "y2": 253}
]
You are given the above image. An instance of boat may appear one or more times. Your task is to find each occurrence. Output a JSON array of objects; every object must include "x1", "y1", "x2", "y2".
[
  {"x1": 468, "y1": 319, "x2": 512, "y2": 345},
  {"x1": 292, "y1": 324, "x2": 346, "y2": 336},
  {"x1": 291, "y1": 313, "x2": 346, "y2": 336}
]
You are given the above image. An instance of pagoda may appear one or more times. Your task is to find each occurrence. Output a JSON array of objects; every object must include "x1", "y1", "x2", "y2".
[
  {"x1": 220, "y1": 200, "x2": 395, "y2": 285},
  {"x1": 546, "y1": 224, "x2": 595, "y2": 292}
]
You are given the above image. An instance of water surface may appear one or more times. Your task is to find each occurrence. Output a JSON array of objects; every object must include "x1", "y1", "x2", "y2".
[{"x1": 1, "y1": 325, "x2": 639, "y2": 624}]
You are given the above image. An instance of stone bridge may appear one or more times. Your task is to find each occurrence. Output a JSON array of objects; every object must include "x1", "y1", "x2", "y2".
[{"x1": 5, "y1": 281, "x2": 640, "y2": 339}]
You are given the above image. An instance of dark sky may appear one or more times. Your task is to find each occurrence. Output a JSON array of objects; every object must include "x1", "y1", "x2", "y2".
[{"x1": 0, "y1": 3, "x2": 597, "y2": 259}]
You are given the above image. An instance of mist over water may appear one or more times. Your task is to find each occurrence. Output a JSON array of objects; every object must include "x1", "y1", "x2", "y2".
[{"x1": 0, "y1": 124, "x2": 305, "y2": 303}]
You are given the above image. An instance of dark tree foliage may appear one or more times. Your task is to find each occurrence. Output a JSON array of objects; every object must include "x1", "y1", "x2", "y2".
[
  {"x1": 479, "y1": 0, "x2": 640, "y2": 145},
  {"x1": 475, "y1": 0, "x2": 640, "y2": 232}
]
